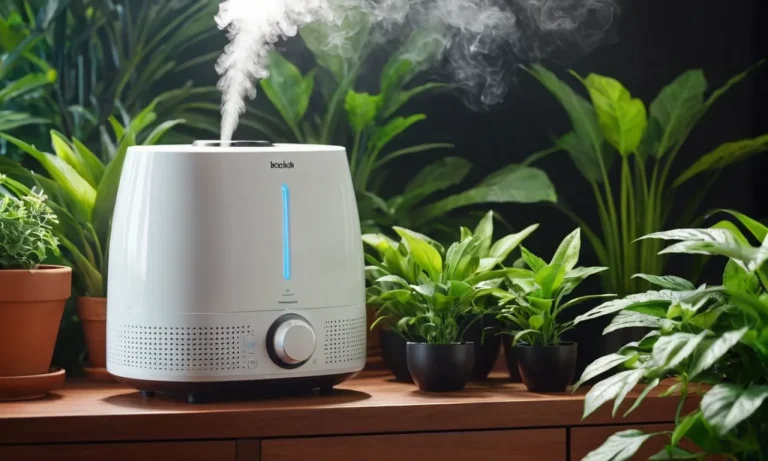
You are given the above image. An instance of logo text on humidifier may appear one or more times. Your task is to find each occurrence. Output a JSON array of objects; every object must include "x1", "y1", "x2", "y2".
[{"x1": 270, "y1": 161, "x2": 295, "y2": 169}]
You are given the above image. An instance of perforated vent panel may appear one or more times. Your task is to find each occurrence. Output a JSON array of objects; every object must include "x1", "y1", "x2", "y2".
[
  {"x1": 323, "y1": 315, "x2": 366, "y2": 364},
  {"x1": 110, "y1": 324, "x2": 252, "y2": 371}
]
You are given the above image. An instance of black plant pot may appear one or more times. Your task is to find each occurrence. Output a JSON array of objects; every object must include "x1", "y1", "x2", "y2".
[
  {"x1": 406, "y1": 342, "x2": 475, "y2": 392},
  {"x1": 502, "y1": 340, "x2": 522, "y2": 382},
  {"x1": 515, "y1": 342, "x2": 578, "y2": 392},
  {"x1": 463, "y1": 319, "x2": 501, "y2": 380},
  {"x1": 379, "y1": 328, "x2": 412, "y2": 382}
]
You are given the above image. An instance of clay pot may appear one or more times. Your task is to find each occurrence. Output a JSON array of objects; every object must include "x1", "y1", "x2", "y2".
[
  {"x1": 77, "y1": 297, "x2": 107, "y2": 367},
  {"x1": 0, "y1": 266, "x2": 72, "y2": 377}
]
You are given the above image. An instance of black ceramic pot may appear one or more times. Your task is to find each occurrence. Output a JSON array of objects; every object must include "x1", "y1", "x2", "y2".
[
  {"x1": 463, "y1": 318, "x2": 501, "y2": 380},
  {"x1": 514, "y1": 342, "x2": 578, "y2": 392},
  {"x1": 502, "y1": 340, "x2": 522, "y2": 382},
  {"x1": 406, "y1": 342, "x2": 475, "y2": 392},
  {"x1": 379, "y1": 328, "x2": 412, "y2": 382}
]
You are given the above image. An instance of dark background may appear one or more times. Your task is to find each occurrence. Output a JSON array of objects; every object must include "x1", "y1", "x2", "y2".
[{"x1": 193, "y1": 1, "x2": 767, "y2": 369}]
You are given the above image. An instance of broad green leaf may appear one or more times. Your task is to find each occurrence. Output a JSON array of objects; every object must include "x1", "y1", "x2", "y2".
[
  {"x1": 574, "y1": 353, "x2": 629, "y2": 388},
  {"x1": 380, "y1": 29, "x2": 443, "y2": 100},
  {"x1": 59, "y1": 237, "x2": 104, "y2": 297},
  {"x1": 260, "y1": 52, "x2": 315, "y2": 124},
  {"x1": 550, "y1": 228, "x2": 581, "y2": 272},
  {"x1": 713, "y1": 209, "x2": 768, "y2": 242},
  {"x1": 71, "y1": 138, "x2": 105, "y2": 185},
  {"x1": 648, "y1": 331, "x2": 707, "y2": 371},
  {"x1": 631, "y1": 274, "x2": 695, "y2": 291},
  {"x1": 674, "y1": 133, "x2": 768, "y2": 186},
  {"x1": 368, "y1": 114, "x2": 426, "y2": 155},
  {"x1": 465, "y1": 268, "x2": 534, "y2": 286},
  {"x1": 575, "y1": 289, "x2": 705, "y2": 324},
  {"x1": 648, "y1": 70, "x2": 707, "y2": 157},
  {"x1": 700, "y1": 383, "x2": 768, "y2": 436},
  {"x1": 489, "y1": 224, "x2": 539, "y2": 262},
  {"x1": 564, "y1": 266, "x2": 608, "y2": 282},
  {"x1": 443, "y1": 238, "x2": 480, "y2": 282},
  {"x1": 558, "y1": 294, "x2": 615, "y2": 312},
  {"x1": 415, "y1": 165, "x2": 556, "y2": 224},
  {"x1": 51, "y1": 130, "x2": 96, "y2": 186},
  {"x1": 535, "y1": 263, "x2": 565, "y2": 298},
  {"x1": 299, "y1": 9, "x2": 371, "y2": 82},
  {"x1": 0, "y1": 72, "x2": 54, "y2": 104},
  {"x1": 707, "y1": 59, "x2": 765, "y2": 108},
  {"x1": 584, "y1": 368, "x2": 645, "y2": 418},
  {"x1": 582, "y1": 430, "x2": 655, "y2": 461},
  {"x1": 603, "y1": 311, "x2": 676, "y2": 335},
  {"x1": 624, "y1": 378, "x2": 660, "y2": 417},
  {"x1": 92, "y1": 129, "x2": 136, "y2": 246},
  {"x1": 0, "y1": 133, "x2": 95, "y2": 222},
  {"x1": 644, "y1": 227, "x2": 768, "y2": 273},
  {"x1": 395, "y1": 157, "x2": 472, "y2": 212},
  {"x1": 520, "y1": 246, "x2": 546, "y2": 272},
  {"x1": 473, "y1": 211, "x2": 495, "y2": 256},
  {"x1": 345, "y1": 91, "x2": 382, "y2": 134},
  {"x1": 723, "y1": 259, "x2": 760, "y2": 294},
  {"x1": 529, "y1": 314, "x2": 544, "y2": 330},
  {"x1": 557, "y1": 131, "x2": 603, "y2": 183},
  {"x1": 584, "y1": 74, "x2": 648, "y2": 156},
  {"x1": 690, "y1": 328, "x2": 747, "y2": 378},
  {"x1": 142, "y1": 119, "x2": 186, "y2": 146},
  {"x1": 394, "y1": 227, "x2": 443, "y2": 281},
  {"x1": 383, "y1": 82, "x2": 447, "y2": 119},
  {"x1": 374, "y1": 142, "x2": 453, "y2": 169}
]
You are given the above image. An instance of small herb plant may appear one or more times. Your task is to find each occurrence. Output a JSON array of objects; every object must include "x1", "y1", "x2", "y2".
[
  {"x1": 494, "y1": 228, "x2": 612, "y2": 346},
  {"x1": 365, "y1": 211, "x2": 538, "y2": 342},
  {"x1": 0, "y1": 175, "x2": 59, "y2": 270},
  {"x1": 573, "y1": 210, "x2": 768, "y2": 461}
]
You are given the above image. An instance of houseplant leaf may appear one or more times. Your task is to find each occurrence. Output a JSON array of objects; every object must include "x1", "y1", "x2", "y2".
[
  {"x1": 648, "y1": 69, "x2": 707, "y2": 157},
  {"x1": 394, "y1": 227, "x2": 443, "y2": 281},
  {"x1": 689, "y1": 328, "x2": 747, "y2": 378},
  {"x1": 345, "y1": 91, "x2": 381, "y2": 134},
  {"x1": 574, "y1": 353, "x2": 631, "y2": 388},
  {"x1": 700, "y1": 383, "x2": 768, "y2": 436},
  {"x1": 583, "y1": 369, "x2": 645, "y2": 418},
  {"x1": 392, "y1": 157, "x2": 472, "y2": 213},
  {"x1": 631, "y1": 274, "x2": 695, "y2": 291},
  {"x1": 260, "y1": 51, "x2": 315, "y2": 125},
  {"x1": 583, "y1": 74, "x2": 648, "y2": 156},
  {"x1": 368, "y1": 114, "x2": 426, "y2": 155},
  {"x1": 673, "y1": 133, "x2": 768, "y2": 187},
  {"x1": 92, "y1": 128, "x2": 136, "y2": 246}
]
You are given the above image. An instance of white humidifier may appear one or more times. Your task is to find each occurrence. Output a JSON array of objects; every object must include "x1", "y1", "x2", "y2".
[{"x1": 106, "y1": 141, "x2": 366, "y2": 401}]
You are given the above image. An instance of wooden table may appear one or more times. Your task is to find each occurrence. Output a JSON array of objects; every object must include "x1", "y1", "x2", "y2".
[{"x1": 0, "y1": 374, "x2": 693, "y2": 461}]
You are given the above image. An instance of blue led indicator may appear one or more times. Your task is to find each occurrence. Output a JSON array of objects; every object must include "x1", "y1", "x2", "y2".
[{"x1": 281, "y1": 184, "x2": 291, "y2": 280}]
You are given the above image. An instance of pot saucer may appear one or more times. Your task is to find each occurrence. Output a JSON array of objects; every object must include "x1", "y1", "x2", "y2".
[
  {"x1": 83, "y1": 366, "x2": 117, "y2": 383},
  {"x1": 0, "y1": 367, "x2": 66, "y2": 401}
]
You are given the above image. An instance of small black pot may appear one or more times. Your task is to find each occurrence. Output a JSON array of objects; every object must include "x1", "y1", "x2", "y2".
[
  {"x1": 406, "y1": 342, "x2": 475, "y2": 392},
  {"x1": 379, "y1": 328, "x2": 412, "y2": 382},
  {"x1": 502, "y1": 340, "x2": 522, "y2": 382},
  {"x1": 514, "y1": 342, "x2": 578, "y2": 392},
  {"x1": 463, "y1": 318, "x2": 501, "y2": 380}
]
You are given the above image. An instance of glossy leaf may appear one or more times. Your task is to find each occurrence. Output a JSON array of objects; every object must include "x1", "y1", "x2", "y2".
[
  {"x1": 700, "y1": 384, "x2": 768, "y2": 436},
  {"x1": 584, "y1": 369, "x2": 645, "y2": 418},
  {"x1": 648, "y1": 70, "x2": 707, "y2": 157},
  {"x1": 584, "y1": 74, "x2": 648, "y2": 156},
  {"x1": 550, "y1": 228, "x2": 581, "y2": 272},
  {"x1": 521, "y1": 246, "x2": 547, "y2": 272},
  {"x1": 575, "y1": 289, "x2": 704, "y2": 324},
  {"x1": 574, "y1": 353, "x2": 630, "y2": 388},
  {"x1": 631, "y1": 274, "x2": 696, "y2": 291},
  {"x1": 345, "y1": 91, "x2": 381, "y2": 134},
  {"x1": 582, "y1": 430, "x2": 655, "y2": 461},
  {"x1": 260, "y1": 52, "x2": 315, "y2": 125},
  {"x1": 488, "y1": 224, "x2": 540, "y2": 262},
  {"x1": 603, "y1": 310, "x2": 676, "y2": 334},
  {"x1": 394, "y1": 227, "x2": 443, "y2": 281},
  {"x1": 368, "y1": 114, "x2": 426, "y2": 156},
  {"x1": 394, "y1": 157, "x2": 472, "y2": 213},
  {"x1": 648, "y1": 331, "x2": 708, "y2": 370},
  {"x1": 648, "y1": 446, "x2": 698, "y2": 460},
  {"x1": 690, "y1": 328, "x2": 747, "y2": 378}
]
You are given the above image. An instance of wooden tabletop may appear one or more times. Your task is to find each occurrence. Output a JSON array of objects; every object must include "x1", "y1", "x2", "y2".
[{"x1": 0, "y1": 373, "x2": 693, "y2": 445}]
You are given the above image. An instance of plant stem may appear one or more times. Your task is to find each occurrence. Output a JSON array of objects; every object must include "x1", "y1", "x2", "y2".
[
  {"x1": 350, "y1": 131, "x2": 362, "y2": 184},
  {"x1": 592, "y1": 182, "x2": 620, "y2": 294},
  {"x1": 320, "y1": 69, "x2": 360, "y2": 144},
  {"x1": 620, "y1": 156, "x2": 632, "y2": 294}
]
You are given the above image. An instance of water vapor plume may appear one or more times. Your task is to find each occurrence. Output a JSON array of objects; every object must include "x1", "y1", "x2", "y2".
[{"x1": 215, "y1": 0, "x2": 620, "y2": 141}]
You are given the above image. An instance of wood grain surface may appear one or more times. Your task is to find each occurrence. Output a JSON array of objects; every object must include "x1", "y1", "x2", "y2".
[
  {"x1": 0, "y1": 374, "x2": 696, "y2": 445},
  {"x1": 262, "y1": 429, "x2": 566, "y2": 461},
  {"x1": 0, "y1": 441, "x2": 235, "y2": 461}
]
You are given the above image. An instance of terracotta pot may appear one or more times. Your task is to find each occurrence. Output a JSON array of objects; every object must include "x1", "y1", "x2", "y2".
[
  {"x1": 77, "y1": 297, "x2": 107, "y2": 368},
  {"x1": 0, "y1": 265, "x2": 72, "y2": 377}
]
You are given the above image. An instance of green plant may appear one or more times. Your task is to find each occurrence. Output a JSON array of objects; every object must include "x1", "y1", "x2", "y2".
[
  {"x1": 494, "y1": 228, "x2": 613, "y2": 346},
  {"x1": 572, "y1": 210, "x2": 768, "y2": 461},
  {"x1": 525, "y1": 62, "x2": 768, "y2": 296},
  {"x1": 365, "y1": 210, "x2": 538, "y2": 341},
  {"x1": 0, "y1": 103, "x2": 183, "y2": 296},
  {"x1": 0, "y1": 175, "x2": 59, "y2": 269},
  {"x1": 0, "y1": 0, "x2": 219, "y2": 147},
  {"x1": 255, "y1": 17, "x2": 556, "y2": 238}
]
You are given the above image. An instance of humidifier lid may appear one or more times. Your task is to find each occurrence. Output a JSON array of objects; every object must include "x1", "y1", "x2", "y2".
[{"x1": 126, "y1": 141, "x2": 345, "y2": 153}]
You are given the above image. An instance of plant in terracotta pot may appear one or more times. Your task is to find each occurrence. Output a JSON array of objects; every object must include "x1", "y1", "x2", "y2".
[
  {"x1": 0, "y1": 103, "x2": 182, "y2": 380},
  {"x1": 494, "y1": 228, "x2": 612, "y2": 392},
  {"x1": 365, "y1": 213, "x2": 538, "y2": 382},
  {"x1": 0, "y1": 175, "x2": 71, "y2": 400}
]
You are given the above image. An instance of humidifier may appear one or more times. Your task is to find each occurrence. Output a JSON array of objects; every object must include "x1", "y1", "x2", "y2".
[{"x1": 106, "y1": 141, "x2": 366, "y2": 401}]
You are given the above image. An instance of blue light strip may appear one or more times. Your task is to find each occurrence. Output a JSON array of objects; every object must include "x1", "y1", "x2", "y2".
[{"x1": 281, "y1": 184, "x2": 291, "y2": 280}]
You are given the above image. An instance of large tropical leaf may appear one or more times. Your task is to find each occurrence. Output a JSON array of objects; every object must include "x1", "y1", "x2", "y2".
[
  {"x1": 391, "y1": 156, "x2": 472, "y2": 214},
  {"x1": 575, "y1": 288, "x2": 708, "y2": 324},
  {"x1": 259, "y1": 51, "x2": 316, "y2": 126},
  {"x1": 631, "y1": 274, "x2": 696, "y2": 291},
  {"x1": 92, "y1": 128, "x2": 136, "y2": 246},
  {"x1": 574, "y1": 353, "x2": 631, "y2": 388},
  {"x1": 583, "y1": 74, "x2": 647, "y2": 156},
  {"x1": 583, "y1": 369, "x2": 646, "y2": 418},
  {"x1": 581, "y1": 430, "x2": 656, "y2": 461},
  {"x1": 394, "y1": 227, "x2": 443, "y2": 281},
  {"x1": 647, "y1": 70, "x2": 707, "y2": 157},
  {"x1": 414, "y1": 164, "x2": 556, "y2": 224},
  {"x1": 674, "y1": 133, "x2": 768, "y2": 187},
  {"x1": 689, "y1": 328, "x2": 747, "y2": 378},
  {"x1": 345, "y1": 91, "x2": 381, "y2": 134},
  {"x1": 700, "y1": 383, "x2": 768, "y2": 436}
]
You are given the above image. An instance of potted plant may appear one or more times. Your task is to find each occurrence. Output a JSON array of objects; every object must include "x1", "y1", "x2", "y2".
[
  {"x1": 0, "y1": 103, "x2": 183, "y2": 380},
  {"x1": 493, "y1": 228, "x2": 612, "y2": 392},
  {"x1": 0, "y1": 175, "x2": 71, "y2": 400},
  {"x1": 365, "y1": 212, "x2": 538, "y2": 381},
  {"x1": 572, "y1": 210, "x2": 768, "y2": 460}
]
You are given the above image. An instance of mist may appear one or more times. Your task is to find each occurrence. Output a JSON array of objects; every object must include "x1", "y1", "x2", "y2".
[{"x1": 215, "y1": 0, "x2": 620, "y2": 141}]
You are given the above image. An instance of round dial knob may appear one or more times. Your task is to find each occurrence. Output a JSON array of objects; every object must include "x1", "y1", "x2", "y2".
[{"x1": 267, "y1": 314, "x2": 315, "y2": 368}]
